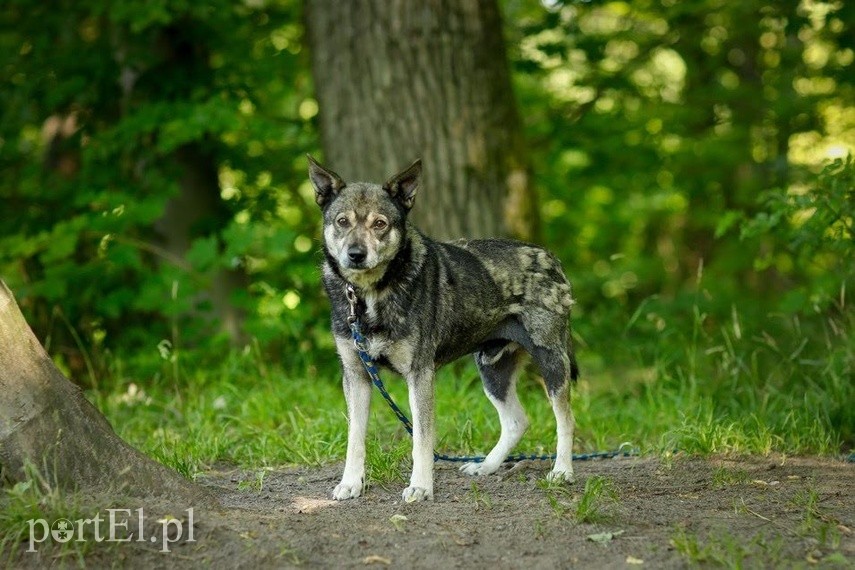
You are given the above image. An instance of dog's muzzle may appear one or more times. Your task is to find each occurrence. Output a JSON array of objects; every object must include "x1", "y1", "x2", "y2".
[{"x1": 346, "y1": 244, "x2": 368, "y2": 268}]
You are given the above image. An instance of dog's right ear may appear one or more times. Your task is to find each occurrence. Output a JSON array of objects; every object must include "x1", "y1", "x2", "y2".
[{"x1": 307, "y1": 154, "x2": 345, "y2": 208}]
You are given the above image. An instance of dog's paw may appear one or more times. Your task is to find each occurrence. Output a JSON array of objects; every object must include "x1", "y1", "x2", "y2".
[
  {"x1": 332, "y1": 480, "x2": 363, "y2": 500},
  {"x1": 402, "y1": 486, "x2": 433, "y2": 503},
  {"x1": 459, "y1": 461, "x2": 500, "y2": 476},
  {"x1": 546, "y1": 466, "x2": 575, "y2": 483}
]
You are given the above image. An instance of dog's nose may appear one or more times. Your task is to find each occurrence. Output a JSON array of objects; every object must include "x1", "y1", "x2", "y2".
[{"x1": 347, "y1": 245, "x2": 367, "y2": 265}]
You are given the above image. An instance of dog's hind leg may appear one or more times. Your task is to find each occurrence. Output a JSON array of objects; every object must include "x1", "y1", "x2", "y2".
[
  {"x1": 547, "y1": 382, "x2": 575, "y2": 482},
  {"x1": 531, "y1": 345, "x2": 576, "y2": 483},
  {"x1": 461, "y1": 343, "x2": 529, "y2": 477}
]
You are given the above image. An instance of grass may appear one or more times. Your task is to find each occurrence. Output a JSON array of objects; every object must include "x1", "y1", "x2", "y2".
[
  {"x1": 670, "y1": 527, "x2": 767, "y2": 568},
  {"x1": 712, "y1": 466, "x2": 749, "y2": 488},
  {"x1": 0, "y1": 464, "x2": 114, "y2": 565},
  {"x1": 467, "y1": 481, "x2": 493, "y2": 510},
  {"x1": 80, "y1": 298, "x2": 851, "y2": 487},
  {"x1": 671, "y1": 485, "x2": 848, "y2": 569},
  {"x1": 574, "y1": 476, "x2": 619, "y2": 523},
  {"x1": 1, "y1": 291, "x2": 851, "y2": 570},
  {"x1": 790, "y1": 487, "x2": 845, "y2": 549},
  {"x1": 58, "y1": 288, "x2": 855, "y2": 485},
  {"x1": 2, "y1": 286, "x2": 850, "y2": 566},
  {"x1": 537, "y1": 475, "x2": 618, "y2": 523}
]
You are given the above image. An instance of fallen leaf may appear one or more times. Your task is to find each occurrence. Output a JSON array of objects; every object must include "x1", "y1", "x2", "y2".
[
  {"x1": 292, "y1": 496, "x2": 336, "y2": 514},
  {"x1": 626, "y1": 555, "x2": 644, "y2": 565},
  {"x1": 587, "y1": 530, "x2": 624, "y2": 544},
  {"x1": 363, "y1": 555, "x2": 391, "y2": 565},
  {"x1": 389, "y1": 514, "x2": 408, "y2": 531}
]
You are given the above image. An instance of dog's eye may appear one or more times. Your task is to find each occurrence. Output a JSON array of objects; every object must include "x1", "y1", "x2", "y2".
[
  {"x1": 372, "y1": 219, "x2": 387, "y2": 231},
  {"x1": 336, "y1": 217, "x2": 350, "y2": 228}
]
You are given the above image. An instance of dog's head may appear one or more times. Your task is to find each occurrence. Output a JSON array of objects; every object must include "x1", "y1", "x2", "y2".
[{"x1": 308, "y1": 155, "x2": 421, "y2": 285}]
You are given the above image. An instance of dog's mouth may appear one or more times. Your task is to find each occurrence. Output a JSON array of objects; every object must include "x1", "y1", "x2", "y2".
[
  {"x1": 340, "y1": 257, "x2": 381, "y2": 275},
  {"x1": 339, "y1": 256, "x2": 387, "y2": 287},
  {"x1": 341, "y1": 257, "x2": 373, "y2": 271}
]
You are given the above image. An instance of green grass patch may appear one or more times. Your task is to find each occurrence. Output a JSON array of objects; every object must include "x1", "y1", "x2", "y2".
[
  {"x1": 73, "y1": 293, "x2": 851, "y2": 488},
  {"x1": 537, "y1": 474, "x2": 618, "y2": 523},
  {"x1": 573, "y1": 475, "x2": 619, "y2": 524},
  {"x1": 0, "y1": 464, "x2": 116, "y2": 565},
  {"x1": 712, "y1": 466, "x2": 749, "y2": 488},
  {"x1": 671, "y1": 527, "x2": 772, "y2": 568}
]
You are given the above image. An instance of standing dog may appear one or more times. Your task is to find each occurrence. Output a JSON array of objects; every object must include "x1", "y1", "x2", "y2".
[{"x1": 309, "y1": 156, "x2": 578, "y2": 502}]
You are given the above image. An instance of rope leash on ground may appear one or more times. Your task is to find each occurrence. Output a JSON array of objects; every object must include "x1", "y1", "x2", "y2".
[{"x1": 349, "y1": 317, "x2": 638, "y2": 464}]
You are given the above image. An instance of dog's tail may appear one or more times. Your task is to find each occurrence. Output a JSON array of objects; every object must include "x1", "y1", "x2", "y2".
[
  {"x1": 567, "y1": 334, "x2": 580, "y2": 382},
  {"x1": 569, "y1": 350, "x2": 580, "y2": 382}
]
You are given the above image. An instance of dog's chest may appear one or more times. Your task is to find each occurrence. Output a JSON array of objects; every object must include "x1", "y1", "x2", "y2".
[
  {"x1": 363, "y1": 334, "x2": 415, "y2": 374},
  {"x1": 360, "y1": 293, "x2": 415, "y2": 373}
]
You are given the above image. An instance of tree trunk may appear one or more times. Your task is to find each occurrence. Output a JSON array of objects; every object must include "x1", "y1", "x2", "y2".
[
  {"x1": 0, "y1": 280, "x2": 206, "y2": 500},
  {"x1": 143, "y1": 23, "x2": 249, "y2": 345},
  {"x1": 153, "y1": 144, "x2": 248, "y2": 345},
  {"x1": 305, "y1": 0, "x2": 539, "y2": 241}
]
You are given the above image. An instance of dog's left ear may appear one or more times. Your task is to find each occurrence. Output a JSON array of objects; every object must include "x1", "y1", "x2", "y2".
[
  {"x1": 383, "y1": 159, "x2": 422, "y2": 210},
  {"x1": 307, "y1": 154, "x2": 346, "y2": 208}
]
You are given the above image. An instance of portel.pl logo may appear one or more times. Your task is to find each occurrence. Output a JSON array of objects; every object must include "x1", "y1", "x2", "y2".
[{"x1": 27, "y1": 508, "x2": 195, "y2": 553}]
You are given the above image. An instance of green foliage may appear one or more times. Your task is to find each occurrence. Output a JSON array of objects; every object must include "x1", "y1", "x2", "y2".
[
  {"x1": 0, "y1": 1, "x2": 852, "y2": 476},
  {"x1": 0, "y1": 0, "x2": 323, "y2": 375},
  {"x1": 504, "y1": 0, "x2": 854, "y2": 356},
  {"x1": 741, "y1": 157, "x2": 855, "y2": 310},
  {"x1": 574, "y1": 475, "x2": 618, "y2": 524}
]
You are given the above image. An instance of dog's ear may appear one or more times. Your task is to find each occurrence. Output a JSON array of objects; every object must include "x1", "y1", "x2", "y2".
[
  {"x1": 307, "y1": 154, "x2": 345, "y2": 208},
  {"x1": 383, "y1": 159, "x2": 422, "y2": 210}
]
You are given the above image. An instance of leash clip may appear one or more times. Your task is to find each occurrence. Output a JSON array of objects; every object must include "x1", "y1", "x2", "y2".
[
  {"x1": 345, "y1": 283, "x2": 359, "y2": 325},
  {"x1": 345, "y1": 283, "x2": 369, "y2": 352}
]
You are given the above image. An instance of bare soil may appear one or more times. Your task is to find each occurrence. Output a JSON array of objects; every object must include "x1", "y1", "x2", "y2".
[{"x1": 13, "y1": 455, "x2": 854, "y2": 568}]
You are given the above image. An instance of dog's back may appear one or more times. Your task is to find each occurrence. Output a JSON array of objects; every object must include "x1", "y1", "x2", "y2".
[{"x1": 451, "y1": 238, "x2": 574, "y2": 316}]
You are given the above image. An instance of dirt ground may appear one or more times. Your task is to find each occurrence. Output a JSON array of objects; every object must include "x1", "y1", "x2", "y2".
[{"x1": 13, "y1": 455, "x2": 854, "y2": 568}]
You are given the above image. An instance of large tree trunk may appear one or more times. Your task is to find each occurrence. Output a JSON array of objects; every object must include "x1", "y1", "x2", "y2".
[
  {"x1": 305, "y1": 0, "x2": 539, "y2": 241},
  {"x1": 0, "y1": 280, "x2": 205, "y2": 500}
]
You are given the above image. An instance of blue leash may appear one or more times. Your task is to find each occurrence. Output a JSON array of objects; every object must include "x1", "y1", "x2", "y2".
[{"x1": 348, "y1": 314, "x2": 637, "y2": 464}]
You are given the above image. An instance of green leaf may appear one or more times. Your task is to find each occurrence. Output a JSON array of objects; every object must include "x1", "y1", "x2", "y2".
[{"x1": 186, "y1": 236, "x2": 220, "y2": 271}]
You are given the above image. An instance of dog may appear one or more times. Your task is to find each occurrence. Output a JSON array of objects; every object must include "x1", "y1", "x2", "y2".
[{"x1": 308, "y1": 155, "x2": 578, "y2": 502}]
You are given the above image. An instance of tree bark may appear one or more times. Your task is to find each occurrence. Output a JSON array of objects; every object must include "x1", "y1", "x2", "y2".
[
  {"x1": 0, "y1": 280, "x2": 206, "y2": 500},
  {"x1": 305, "y1": 0, "x2": 539, "y2": 241}
]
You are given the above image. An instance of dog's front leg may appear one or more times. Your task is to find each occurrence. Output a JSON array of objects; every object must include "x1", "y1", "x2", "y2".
[
  {"x1": 402, "y1": 367, "x2": 435, "y2": 502},
  {"x1": 333, "y1": 337, "x2": 372, "y2": 500}
]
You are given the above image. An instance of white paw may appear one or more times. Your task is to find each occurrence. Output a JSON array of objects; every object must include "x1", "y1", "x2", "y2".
[
  {"x1": 332, "y1": 480, "x2": 363, "y2": 500},
  {"x1": 459, "y1": 461, "x2": 500, "y2": 476},
  {"x1": 402, "y1": 486, "x2": 433, "y2": 503},
  {"x1": 547, "y1": 466, "x2": 575, "y2": 483}
]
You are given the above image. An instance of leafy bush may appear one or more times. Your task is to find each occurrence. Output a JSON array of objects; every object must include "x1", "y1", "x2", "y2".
[{"x1": 742, "y1": 157, "x2": 854, "y2": 311}]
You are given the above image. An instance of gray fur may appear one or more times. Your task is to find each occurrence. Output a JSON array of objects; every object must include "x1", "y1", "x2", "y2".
[{"x1": 309, "y1": 156, "x2": 579, "y2": 502}]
